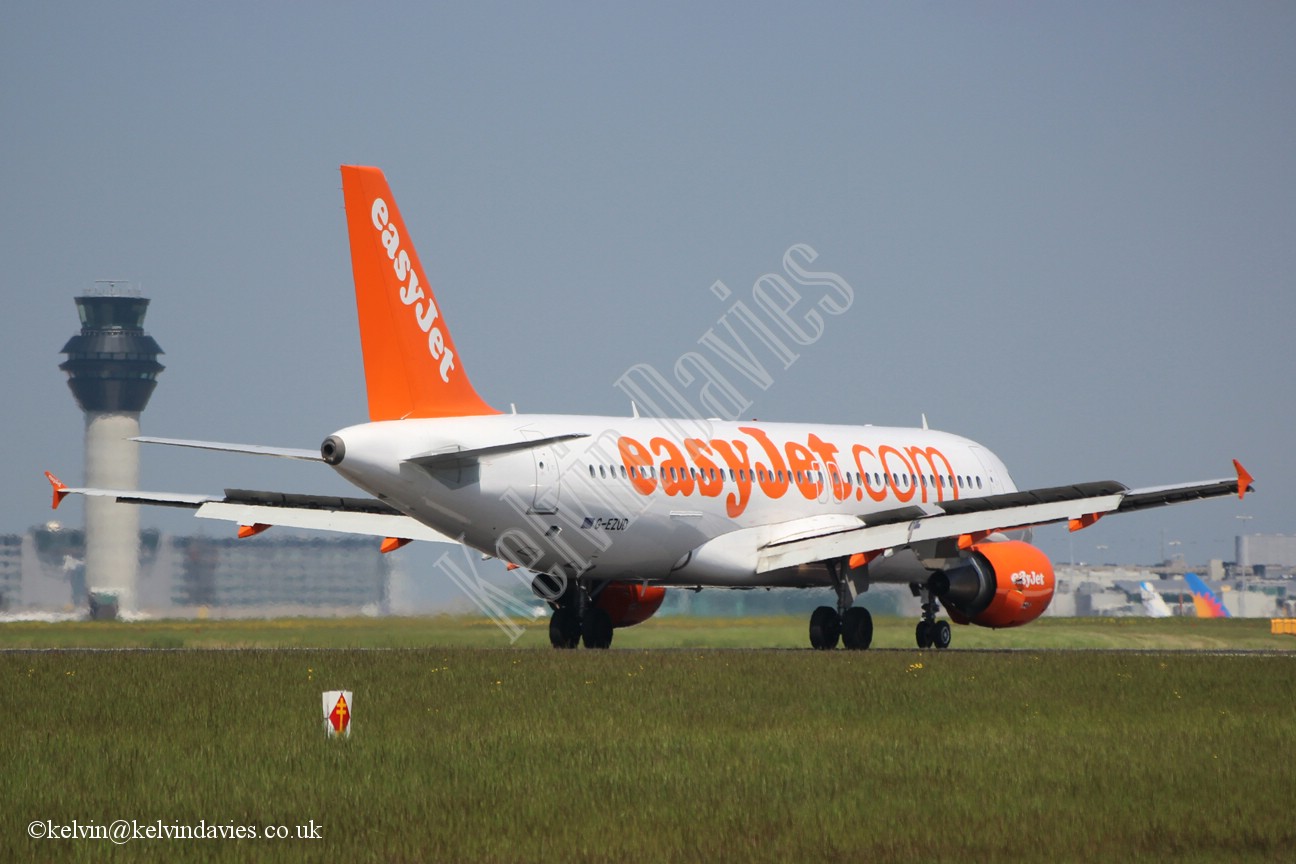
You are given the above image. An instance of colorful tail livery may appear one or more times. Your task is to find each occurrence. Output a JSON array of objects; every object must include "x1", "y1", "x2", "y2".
[
  {"x1": 340, "y1": 165, "x2": 498, "y2": 421},
  {"x1": 44, "y1": 166, "x2": 1257, "y2": 650},
  {"x1": 1184, "y1": 573, "x2": 1232, "y2": 618},
  {"x1": 1139, "y1": 582, "x2": 1172, "y2": 618}
]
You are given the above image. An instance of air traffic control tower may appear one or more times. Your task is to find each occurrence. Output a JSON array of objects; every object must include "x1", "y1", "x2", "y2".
[{"x1": 60, "y1": 283, "x2": 164, "y2": 613}]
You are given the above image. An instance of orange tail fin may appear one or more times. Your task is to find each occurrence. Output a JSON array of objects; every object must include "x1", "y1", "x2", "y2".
[{"x1": 340, "y1": 165, "x2": 498, "y2": 420}]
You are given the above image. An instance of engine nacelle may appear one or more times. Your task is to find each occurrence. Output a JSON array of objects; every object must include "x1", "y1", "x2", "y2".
[
  {"x1": 595, "y1": 582, "x2": 667, "y2": 629},
  {"x1": 934, "y1": 541, "x2": 1055, "y2": 629}
]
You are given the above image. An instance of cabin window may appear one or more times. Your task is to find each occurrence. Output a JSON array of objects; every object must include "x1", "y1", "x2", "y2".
[
  {"x1": 599, "y1": 465, "x2": 606, "y2": 479},
  {"x1": 620, "y1": 465, "x2": 627, "y2": 479},
  {"x1": 589, "y1": 465, "x2": 595, "y2": 478}
]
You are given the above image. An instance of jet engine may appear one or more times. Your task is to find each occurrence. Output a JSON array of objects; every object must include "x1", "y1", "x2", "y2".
[
  {"x1": 595, "y1": 582, "x2": 667, "y2": 629},
  {"x1": 932, "y1": 540, "x2": 1055, "y2": 628}
]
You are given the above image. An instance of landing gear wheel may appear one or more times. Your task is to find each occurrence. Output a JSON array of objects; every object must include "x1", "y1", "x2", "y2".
[
  {"x1": 915, "y1": 620, "x2": 933, "y2": 650},
  {"x1": 932, "y1": 620, "x2": 952, "y2": 650},
  {"x1": 809, "y1": 606, "x2": 841, "y2": 650},
  {"x1": 549, "y1": 607, "x2": 581, "y2": 649},
  {"x1": 841, "y1": 606, "x2": 873, "y2": 650},
  {"x1": 581, "y1": 607, "x2": 614, "y2": 650}
]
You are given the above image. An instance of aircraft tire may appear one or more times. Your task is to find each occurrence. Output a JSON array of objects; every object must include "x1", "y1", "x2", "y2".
[
  {"x1": 840, "y1": 606, "x2": 873, "y2": 650},
  {"x1": 809, "y1": 606, "x2": 841, "y2": 650},
  {"x1": 581, "y1": 607, "x2": 614, "y2": 650},
  {"x1": 932, "y1": 620, "x2": 952, "y2": 650},
  {"x1": 549, "y1": 607, "x2": 581, "y2": 649},
  {"x1": 915, "y1": 620, "x2": 933, "y2": 650}
]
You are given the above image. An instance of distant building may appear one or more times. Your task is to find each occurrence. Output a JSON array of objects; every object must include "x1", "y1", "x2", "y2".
[
  {"x1": 1, "y1": 525, "x2": 389, "y2": 617},
  {"x1": 1236, "y1": 534, "x2": 1296, "y2": 577}
]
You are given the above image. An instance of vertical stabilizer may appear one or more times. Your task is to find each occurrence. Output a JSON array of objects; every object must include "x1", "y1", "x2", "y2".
[
  {"x1": 1139, "y1": 581, "x2": 1172, "y2": 618},
  {"x1": 340, "y1": 166, "x2": 498, "y2": 421},
  {"x1": 1184, "y1": 573, "x2": 1232, "y2": 618}
]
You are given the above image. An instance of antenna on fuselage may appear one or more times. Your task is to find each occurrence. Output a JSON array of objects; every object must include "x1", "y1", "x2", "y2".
[{"x1": 921, "y1": 413, "x2": 929, "y2": 430}]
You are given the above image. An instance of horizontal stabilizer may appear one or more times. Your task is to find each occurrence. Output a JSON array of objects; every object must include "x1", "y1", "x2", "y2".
[
  {"x1": 405, "y1": 433, "x2": 590, "y2": 469},
  {"x1": 132, "y1": 437, "x2": 323, "y2": 461}
]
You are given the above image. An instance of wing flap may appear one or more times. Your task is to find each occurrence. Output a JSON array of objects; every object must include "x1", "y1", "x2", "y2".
[{"x1": 49, "y1": 485, "x2": 213, "y2": 509}]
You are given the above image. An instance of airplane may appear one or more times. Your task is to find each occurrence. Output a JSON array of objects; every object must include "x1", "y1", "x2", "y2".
[
  {"x1": 1183, "y1": 572, "x2": 1232, "y2": 618},
  {"x1": 1139, "y1": 581, "x2": 1173, "y2": 618},
  {"x1": 45, "y1": 166, "x2": 1256, "y2": 650}
]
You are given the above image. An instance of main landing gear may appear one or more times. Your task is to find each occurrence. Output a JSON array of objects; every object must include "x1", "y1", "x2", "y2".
[
  {"x1": 547, "y1": 581, "x2": 613, "y2": 650},
  {"x1": 808, "y1": 560, "x2": 874, "y2": 650}
]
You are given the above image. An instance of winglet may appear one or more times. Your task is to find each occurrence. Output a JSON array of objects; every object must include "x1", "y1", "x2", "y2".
[
  {"x1": 1233, "y1": 459, "x2": 1254, "y2": 500},
  {"x1": 237, "y1": 523, "x2": 272, "y2": 539},
  {"x1": 44, "y1": 471, "x2": 69, "y2": 510}
]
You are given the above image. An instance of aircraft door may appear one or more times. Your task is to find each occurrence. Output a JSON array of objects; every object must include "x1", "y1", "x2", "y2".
[
  {"x1": 523, "y1": 431, "x2": 561, "y2": 514},
  {"x1": 969, "y1": 446, "x2": 1002, "y2": 494}
]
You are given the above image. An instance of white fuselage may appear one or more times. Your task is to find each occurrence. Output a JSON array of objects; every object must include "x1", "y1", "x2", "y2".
[{"x1": 328, "y1": 414, "x2": 1016, "y2": 588}]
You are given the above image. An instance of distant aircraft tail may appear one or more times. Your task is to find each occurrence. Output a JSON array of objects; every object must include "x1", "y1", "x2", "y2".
[
  {"x1": 1183, "y1": 572, "x2": 1232, "y2": 618},
  {"x1": 1139, "y1": 582, "x2": 1172, "y2": 618},
  {"x1": 340, "y1": 166, "x2": 498, "y2": 421}
]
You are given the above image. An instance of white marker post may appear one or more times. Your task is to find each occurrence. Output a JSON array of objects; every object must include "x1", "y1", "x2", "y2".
[{"x1": 323, "y1": 690, "x2": 353, "y2": 738}]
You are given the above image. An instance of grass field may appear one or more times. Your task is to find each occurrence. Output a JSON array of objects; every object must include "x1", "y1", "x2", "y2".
[
  {"x1": 5, "y1": 617, "x2": 1295, "y2": 863},
  {"x1": 1, "y1": 612, "x2": 1293, "y2": 651}
]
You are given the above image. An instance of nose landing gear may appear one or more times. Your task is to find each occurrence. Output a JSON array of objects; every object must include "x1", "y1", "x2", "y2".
[{"x1": 913, "y1": 584, "x2": 952, "y2": 650}]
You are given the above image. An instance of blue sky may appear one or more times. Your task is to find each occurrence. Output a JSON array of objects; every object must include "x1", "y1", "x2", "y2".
[{"x1": 2, "y1": 3, "x2": 1292, "y2": 602}]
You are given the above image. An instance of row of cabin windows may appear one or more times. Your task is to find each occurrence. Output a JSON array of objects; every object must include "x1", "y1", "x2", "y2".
[{"x1": 587, "y1": 463, "x2": 985, "y2": 491}]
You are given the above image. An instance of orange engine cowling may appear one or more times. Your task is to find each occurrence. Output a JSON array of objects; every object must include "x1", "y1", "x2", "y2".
[
  {"x1": 594, "y1": 582, "x2": 667, "y2": 629},
  {"x1": 935, "y1": 540, "x2": 1055, "y2": 629}
]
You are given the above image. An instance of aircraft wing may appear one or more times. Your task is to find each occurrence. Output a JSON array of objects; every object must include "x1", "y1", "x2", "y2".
[
  {"x1": 756, "y1": 461, "x2": 1253, "y2": 574},
  {"x1": 44, "y1": 473, "x2": 456, "y2": 545}
]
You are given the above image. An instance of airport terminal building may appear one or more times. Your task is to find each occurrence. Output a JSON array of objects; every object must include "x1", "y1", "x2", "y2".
[
  {"x1": 0, "y1": 524, "x2": 390, "y2": 618},
  {"x1": 1, "y1": 526, "x2": 1290, "y2": 620}
]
